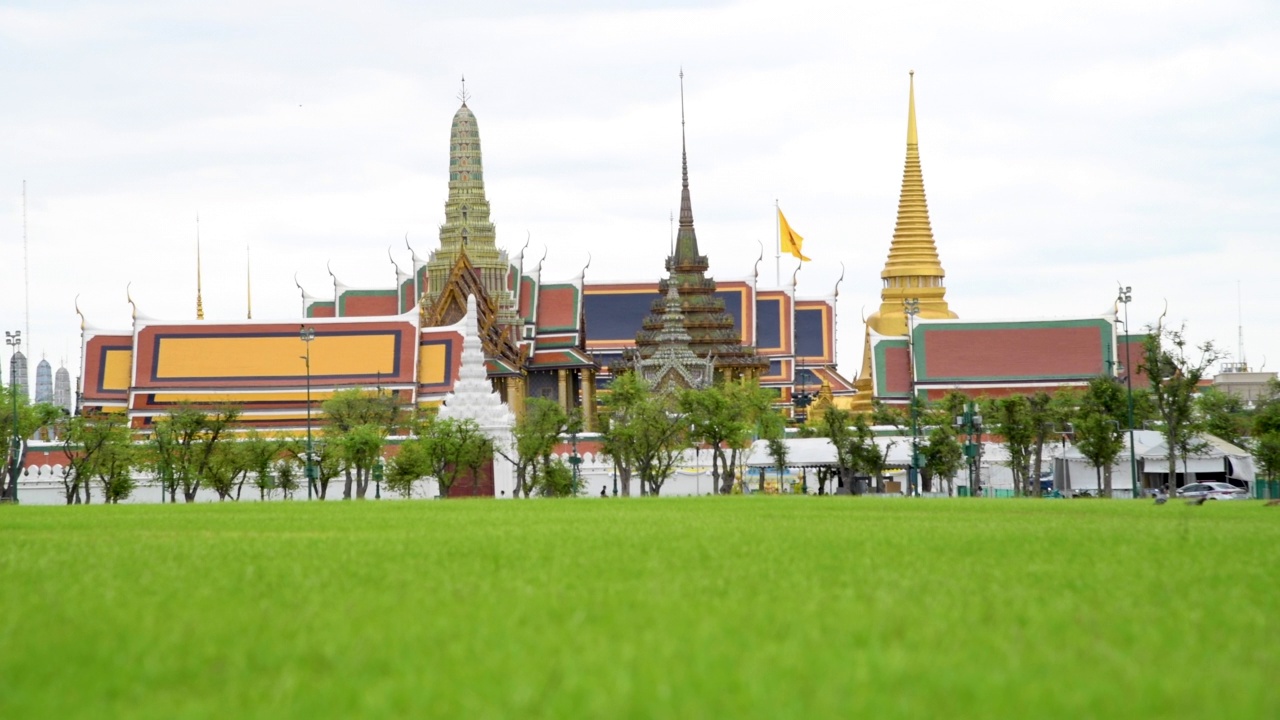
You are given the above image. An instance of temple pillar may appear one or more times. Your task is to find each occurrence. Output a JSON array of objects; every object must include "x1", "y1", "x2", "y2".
[
  {"x1": 508, "y1": 376, "x2": 526, "y2": 420},
  {"x1": 582, "y1": 367, "x2": 597, "y2": 432},
  {"x1": 558, "y1": 369, "x2": 569, "y2": 413}
]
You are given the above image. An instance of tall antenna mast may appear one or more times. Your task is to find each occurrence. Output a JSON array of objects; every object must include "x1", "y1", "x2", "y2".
[
  {"x1": 196, "y1": 214, "x2": 205, "y2": 320},
  {"x1": 1237, "y1": 280, "x2": 1246, "y2": 371},
  {"x1": 23, "y1": 180, "x2": 30, "y2": 350}
]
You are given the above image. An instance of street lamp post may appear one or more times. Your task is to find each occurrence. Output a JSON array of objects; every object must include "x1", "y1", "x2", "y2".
[
  {"x1": 955, "y1": 400, "x2": 982, "y2": 497},
  {"x1": 1117, "y1": 286, "x2": 1139, "y2": 498},
  {"x1": 903, "y1": 298, "x2": 921, "y2": 496},
  {"x1": 300, "y1": 326, "x2": 316, "y2": 501},
  {"x1": 5, "y1": 330, "x2": 21, "y2": 504}
]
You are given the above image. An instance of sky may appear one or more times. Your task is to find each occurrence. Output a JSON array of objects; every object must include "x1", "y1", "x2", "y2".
[{"x1": 1, "y1": 0, "x2": 1278, "y2": 389}]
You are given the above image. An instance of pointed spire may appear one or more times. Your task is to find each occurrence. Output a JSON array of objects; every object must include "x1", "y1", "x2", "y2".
[
  {"x1": 678, "y1": 68, "x2": 693, "y2": 227},
  {"x1": 881, "y1": 70, "x2": 947, "y2": 289},
  {"x1": 196, "y1": 214, "x2": 204, "y2": 320},
  {"x1": 907, "y1": 70, "x2": 918, "y2": 146},
  {"x1": 672, "y1": 69, "x2": 702, "y2": 264}
]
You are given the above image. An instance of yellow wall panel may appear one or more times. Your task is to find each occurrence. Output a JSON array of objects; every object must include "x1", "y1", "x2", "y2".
[
  {"x1": 419, "y1": 343, "x2": 447, "y2": 385},
  {"x1": 103, "y1": 350, "x2": 133, "y2": 390},
  {"x1": 156, "y1": 335, "x2": 396, "y2": 379}
]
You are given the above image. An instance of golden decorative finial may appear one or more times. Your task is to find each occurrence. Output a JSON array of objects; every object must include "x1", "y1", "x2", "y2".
[
  {"x1": 126, "y1": 282, "x2": 137, "y2": 321},
  {"x1": 907, "y1": 70, "x2": 918, "y2": 146},
  {"x1": 196, "y1": 214, "x2": 204, "y2": 320},
  {"x1": 74, "y1": 294, "x2": 85, "y2": 331},
  {"x1": 246, "y1": 245, "x2": 253, "y2": 320}
]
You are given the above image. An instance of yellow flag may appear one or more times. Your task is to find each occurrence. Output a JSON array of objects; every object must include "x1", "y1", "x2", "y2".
[{"x1": 778, "y1": 208, "x2": 811, "y2": 262}]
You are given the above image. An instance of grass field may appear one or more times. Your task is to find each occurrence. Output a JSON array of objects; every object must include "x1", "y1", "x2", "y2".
[{"x1": 2, "y1": 497, "x2": 1278, "y2": 718}]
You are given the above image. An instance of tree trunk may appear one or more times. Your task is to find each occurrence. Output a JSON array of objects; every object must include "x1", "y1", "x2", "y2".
[
  {"x1": 1094, "y1": 466, "x2": 1101, "y2": 497},
  {"x1": 1102, "y1": 464, "x2": 1113, "y2": 498},
  {"x1": 356, "y1": 468, "x2": 369, "y2": 499},
  {"x1": 1033, "y1": 442, "x2": 1045, "y2": 498},
  {"x1": 343, "y1": 469, "x2": 354, "y2": 500}
]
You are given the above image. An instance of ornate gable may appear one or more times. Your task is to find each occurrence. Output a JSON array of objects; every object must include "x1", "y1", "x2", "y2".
[{"x1": 424, "y1": 252, "x2": 525, "y2": 371}]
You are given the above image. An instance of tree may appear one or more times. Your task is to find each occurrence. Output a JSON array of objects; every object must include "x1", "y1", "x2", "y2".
[
  {"x1": 1251, "y1": 381, "x2": 1280, "y2": 489},
  {"x1": 761, "y1": 409, "x2": 788, "y2": 493},
  {"x1": 919, "y1": 424, "x2": 964, "y2": 495},
  {"x1": 322, "y1": 389, "x2": 400, "y2": 500},
  {"x1": 1196, "y1": 387, "x2": 1249, "y2": 448},
  {"x1": 680, "y1": 379, "x2": 773, "y2": 494},
  {"x1": 1, "y1": 385, "x2": 64, "y2": 502},
  {"x1": 502, "y1": 398, "x2": 576, "y2": 498},
  {"x1": 1141, "y1": 325, "x2": 1223, "y2": 492},
  {"x1": 65, "y1": 412, "x2": 137, "y2": 504},
  {"x1": 393, "y1": 417, "x2": 492, "y2": 498},
  {"x1": 817, "y1": 407, "x2": 856, "y2": 495},
  {"x1": 601, "y1": 374, "x2": 688, "y2": 496},
  {"x1": 1073, "y1": 377, "x2": 1127, "y2": 497},
  {"x1": 145, "y1": 405, "x2": 240, "y2": 503},
  {"x1": 986, "y1": 395, "x2": 1034, "y2": 496},
  {"x1": 61, "y1": 412, "x2": 131, "y2": 505}
]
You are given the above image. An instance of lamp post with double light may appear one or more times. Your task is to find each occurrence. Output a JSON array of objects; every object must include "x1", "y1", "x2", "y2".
[
  {"x1": 5, "y1": 330, "x2": 21, "y2": 503},
  {"x1": 1117, "y1": 286, "x2": 1139, "y2": 497},
  {"x1": 300, "y1": 326, "x2": 316, "y2": 501}
]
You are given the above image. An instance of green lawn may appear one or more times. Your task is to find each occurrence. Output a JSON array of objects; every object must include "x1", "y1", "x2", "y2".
[{"x1": 2, "y1": 497, "x2": 1278, "y2": 718}]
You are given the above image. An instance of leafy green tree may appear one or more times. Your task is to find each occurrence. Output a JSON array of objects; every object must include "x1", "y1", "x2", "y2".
[
  {"x1": 1073, "y1": 377, "x2": 1128, "y2": 497},
  {"x1": 1251, "y1": 381, "x2": 1280, "y2": 489},
  {"x1": 986, "y1": 395, "x2": 1034, "y2": 496},
  {"x1": 536, "y1": 459, "x2": 578, "y2": 498},
  {"x1": 1, "y1": 385, "x2": 64, "y2": 502},
  {"x1": 501, "y1": 398, "x2": 577, "y2": 498},
  {"x1": 761, "y1": 409, "x2": 788, "y2": 492},
  {"x1": 1141, "y1": 325, "x2": 1223, "y2": 492},
  {"x1": 1196, "y1": 387, "x2": 1249, "y2": 448},
  {"x1": 274, "y1": 454, "x2": 301, "y2": 500},
  {"x1": 322, "y1": 389, "x2": 400, "y2": 500},
  {"x1": 70, "y1": 413, "x2": 137, "y2": 504},
  {"x1": 680, "y1": 379, "x2": 773, "y2": 494},
  {"x1": 600, "y1": 373, "x2": 648, "y2": 497},
  {"x1": 602, "y1": 374, "x2": 688, "y2": 496},
  {"x1": 61, "y1": 412, "x2": 130, "y2": 504},
  {"x1": 392, "y1": 417, "x2": 492, "y2": 498},
  {"x1": 146, "y1": 406, "x2": 240, "y2": 503},
  {"x1": 816, "y1": 407, "x2": 855, "y2": 494},
  {"x1": 920, "y1": 424, "x2": 963, "y2": 495},
  {"x1": 236, "y1": 431, "x2": 283, "y2": 500}
]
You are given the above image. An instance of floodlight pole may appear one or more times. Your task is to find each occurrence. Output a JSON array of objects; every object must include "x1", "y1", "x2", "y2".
[
  {"x1": 301, "y1": 326, "x2": 316, "y2": 501},
  {"x1": 1118, "y1": 286, "x2": 1139, "y2": 498},
  {"x1": 5, "y1": 330, "x2": 21, "y2": 503}
]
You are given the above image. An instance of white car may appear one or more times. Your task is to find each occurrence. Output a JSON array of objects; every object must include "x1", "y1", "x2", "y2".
[{"x1": 1175, "y1": 482, "x2": 1249, "y2": 500}]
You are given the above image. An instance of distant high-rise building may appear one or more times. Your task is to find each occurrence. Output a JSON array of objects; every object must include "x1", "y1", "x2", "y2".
[
  {"x1": 35, "y1": 358, "x2": 53, "y2": 404},
  {"x1": 8, "y1": 350, "x2": 29, "y2": 401},
  {"x1": 54, "y1": 364, "x2": 73, "y2": 413}
]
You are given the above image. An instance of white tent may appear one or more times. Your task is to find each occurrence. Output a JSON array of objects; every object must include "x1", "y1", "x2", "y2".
[
  {"x1": 743, "y1": 437, "x2": 913, "y2": 468},
  {"x1": 1056, "y1": 430, "x2": 1255, "y2": 496}
]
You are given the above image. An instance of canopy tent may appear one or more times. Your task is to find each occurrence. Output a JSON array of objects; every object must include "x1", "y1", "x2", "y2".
[
  {"x1": 1055, "y1": 430, "x2": 1255, "y2": 494},
  {"x1": 1139, "y1": 434, "x2": 1255, "y2": 483},
  {"x1": 744, "y1": 437, "x2": 913, "y2": 468}
]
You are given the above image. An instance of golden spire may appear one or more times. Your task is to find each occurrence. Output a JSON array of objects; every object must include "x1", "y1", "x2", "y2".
[
  {"x1": 873, "y1": 70, "x2": 954, "y2": 336},
  {"x1": 196, "y1": 214, "x2": 204, "y2": 321},
  {"x1": 850, "y1": 71, "x2": 956, "y2": 410}
]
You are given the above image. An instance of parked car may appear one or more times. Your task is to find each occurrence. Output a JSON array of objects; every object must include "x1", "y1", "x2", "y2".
[{"x1": 1175, "y1": 482, "x2": 1248, "y2": 500}]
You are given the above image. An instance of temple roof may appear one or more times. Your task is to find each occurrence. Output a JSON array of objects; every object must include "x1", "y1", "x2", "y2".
[{"x1": 630, "y1": 75, "x2": 767, "y2": 376}]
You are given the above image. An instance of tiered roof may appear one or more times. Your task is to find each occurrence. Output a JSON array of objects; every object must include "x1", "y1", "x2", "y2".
[{"x1": 630, "y1": 77, "x2": 767, "y2": 378}]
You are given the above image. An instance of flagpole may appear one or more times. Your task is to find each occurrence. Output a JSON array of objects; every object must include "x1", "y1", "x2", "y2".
[{"x1": 774, "y1": 199, "x2": 781, "y2": 287}]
